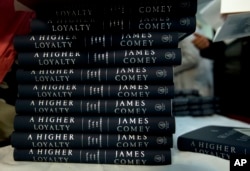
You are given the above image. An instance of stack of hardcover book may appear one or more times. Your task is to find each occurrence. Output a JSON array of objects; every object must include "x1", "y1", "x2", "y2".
[
  {"x1": 11, "y1": 0, "x2": 197, "y2": 165},
  {"x1": 173, "y1": 89, "x2": 221, "y2": 116}
]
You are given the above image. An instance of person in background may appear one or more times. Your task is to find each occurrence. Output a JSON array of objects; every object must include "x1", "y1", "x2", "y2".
[
  {"x1": 0, "y1": 0, "x2": 36, "y2": 104},
  {"x1": 192, "y1": 32, "x2": 250, "y2": 121},
  {"x1": 174, "y1": 32, "x2": 214, "y2": 97},
  {"x1": 0, "y1": 0, "x2": 35, "y2": 146}
]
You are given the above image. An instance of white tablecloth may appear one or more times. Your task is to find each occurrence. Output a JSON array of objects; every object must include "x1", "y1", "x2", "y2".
[{"x1": 0, "y1": 114, "x2": 249, "y2": 171}]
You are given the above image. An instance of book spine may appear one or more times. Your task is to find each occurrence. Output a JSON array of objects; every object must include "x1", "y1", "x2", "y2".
[
  {"x1": 174, "y1": 89, "x2": 200, "y2": 97},
  {"x1": 13, "y1": 32, "x2": 179, "y2": 52},
  {"x1": 17, "y1": 48, "x2": 182, "y2": 68},
  {"x1": 15, "y1": 99, "x2": 172, "y2": 115},
  {"x1": 16, "y1": 66, "x2": 173, "y2": 84},
  {"x1": 34, "y1": 0, "x2": 197, "y2": 18},
  {"x1": 30, "y1": 16, "x2": 196, "y2": 34},
  {"x1": 13, "y1": 148, "x2": 172, "y2": 165},
  {"x1": 11, "y1": 132, "x2": 173, "y2": 149},
  {"x1": 13, "y1": 115, "x2": 175, "y2": 134},
  {"x1": 17, "y1": 84, "x2": 175, "y2": 99},
  {"x1": 173, "y1": 103, "x2": 220, "y2": 112},
  {"x1": 173, "y1": 96, "x2": 220, "y2": 106},
  {"x1": 173, "y1": 108, "x2": 219, "y2": 116}
]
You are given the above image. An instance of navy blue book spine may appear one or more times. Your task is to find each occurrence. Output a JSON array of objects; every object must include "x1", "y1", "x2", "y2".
[
  {"x1": 30, "y1": 16, "x2": 196, "y2": 34},
  {"x1": 17, "y1": 84, "x2": 175, "y2": 99},
  {"x1": 13, "y1": 32, "x2": 179, "y2": 52},
  {"x1": 13, "y1": 115, "x2": 175, "y2": 134},
  {"x1": 16, "y1": 66, "x2": 174, "y2": 84},
  {"x1": 15, "y1": 99, "x2": 172, "y2": 115},
  {"x1": 11, "y1": 132, "x2": 173, "y2": 149},
  {"x1": 34, "y1": 0, "x2": 197, "y2": 19},
  {"x1": 13, "y1": 148, "x2": 172, "y2": 165},
  {"x1": 17, "y1": 48, "x2": 182, "y2": 68}
]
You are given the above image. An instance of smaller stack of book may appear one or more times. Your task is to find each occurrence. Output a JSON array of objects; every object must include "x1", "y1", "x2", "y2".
[
  {"x1": 11, "y1": 0, "x2": 197, "y2": 165},
  {"x1": 173, "y1": 89, "x2": 221, "y2": 116}
]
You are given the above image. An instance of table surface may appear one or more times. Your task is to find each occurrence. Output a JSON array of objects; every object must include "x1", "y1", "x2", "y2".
[{"x1": 1, "y1": 114, "x2": 249, "y2": 171}]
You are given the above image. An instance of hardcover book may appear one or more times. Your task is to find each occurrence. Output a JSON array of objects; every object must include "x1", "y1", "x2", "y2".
[
  {"x1": 173, "y1": 96, "x2": 220, "y2": 106},
  {"x1": 13, "y1": 32, "x2": 180, "y2": 52},
  {"x1": 17, "y1": 48, "x2": 182, "y2": 68},
  {"x1": 29, "y1": 0, "x2": 197, "y2": 40},
  {"x1": 15, "y1": 66, "x2": 174, "y2": 84},
  {"x1": 11, "y1": 132, "x2": 173, "y2": 149},
  {"x1": 33, "y1": 0, "x2": 197, "y2": 18},
  {"x1": 13, "y1": 115, "x2": 176, "y2": 134},
  {"x1": 177, "y1": 125, "x2": 250, "y2": 160},
  {"x1": 173, "y1": 102, "x2": 219, "y2": 111},
  {"x1": 13, "y1": 148, "x2": 172, "y2": 165},
  {"x1": 17, "y1": 84, "x2": 175, "y2": 99},
  {"x1": 15, "y1": 99, "x2": 172, "y2": 115},
  {"x1": 173, "y1": 108, "x2": 220, "y2": 116},
  {"x1": 29, "y1": 16, "x2": 196, "y2": 35}
]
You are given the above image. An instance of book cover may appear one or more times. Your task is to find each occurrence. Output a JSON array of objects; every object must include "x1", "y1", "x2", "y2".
[
  {"x1": 13, "y1": 148, "x2": 172, "y2": 165},
  {"x1": 11, "y1": 132, "x2": 173, "y2": 149},
  {"x1": 13, "y1": 115, "x2": 176, "y2": 134},
  {"x1": 177, "y1": 125, "x2": 250, "y2": 160}
]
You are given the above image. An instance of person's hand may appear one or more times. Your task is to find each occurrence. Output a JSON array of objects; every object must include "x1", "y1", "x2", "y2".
[{"x1": 192, "y1": 33, "x2": 210, "y2": 50}]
